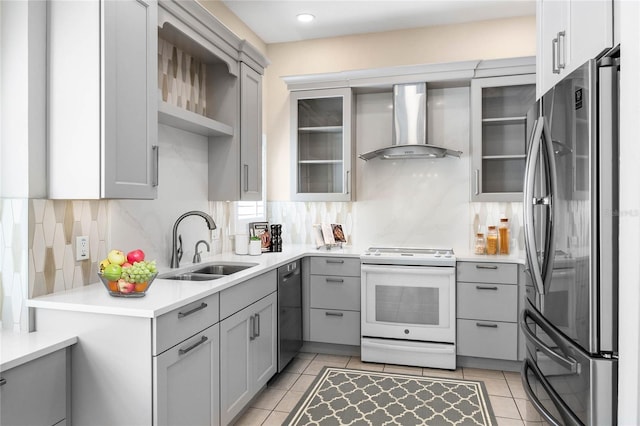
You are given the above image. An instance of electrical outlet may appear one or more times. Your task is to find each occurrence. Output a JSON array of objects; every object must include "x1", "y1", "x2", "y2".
[{"x1": 76, "y1": 236, "x2": 90, "y2": 261}]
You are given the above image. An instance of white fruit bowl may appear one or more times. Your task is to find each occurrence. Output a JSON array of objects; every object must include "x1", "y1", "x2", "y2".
[{"x1": 97, "y1": 272, "x2": 158, "y2": 298}]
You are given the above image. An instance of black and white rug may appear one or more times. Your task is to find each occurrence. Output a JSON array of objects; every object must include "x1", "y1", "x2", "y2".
[{"x1": 284, "y1": 367, "x2": 496, "y2": 426}]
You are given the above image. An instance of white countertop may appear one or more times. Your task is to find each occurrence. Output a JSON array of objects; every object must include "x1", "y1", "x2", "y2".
[
  {"x1": 27, "y1": 244, "x2": 362, "y2": 319},
  {"x1": 0, "y1": 330, "x2": 78, "y2": 371},
  {"x1": 27, "y1": 244, "x2": 525, "y2": 320},
  {"x1": 455, "y1": 251, "x2": 526, "y2": 264}
]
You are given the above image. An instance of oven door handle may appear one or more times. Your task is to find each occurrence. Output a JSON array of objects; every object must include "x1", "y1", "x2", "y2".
[
  {"x1": 361, "y1": 264, "x2": 454, "y2": 275},
  {"x1": 520, "y1": 308, "x2": 578, "y2": 373},
  {"x1": 522, "y1": 358, "x2": 583, "y2": 426}
]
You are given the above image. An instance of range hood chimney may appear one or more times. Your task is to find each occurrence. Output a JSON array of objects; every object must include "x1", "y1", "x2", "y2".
[{"x1": 359, "y1": 83, "x2": 462, "y2": 161}]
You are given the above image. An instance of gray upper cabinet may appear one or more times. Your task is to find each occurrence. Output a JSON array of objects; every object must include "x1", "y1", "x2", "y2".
[
  {"x1": 239, "y1": 63, "x2": 263, "y2": 201},
  {"x1": 156, "y1": 1, "x2": 268, "y2": 201},
  {"x1": 290, "y1": 88, "x2": 354, "y2": 202},
  {"x1": 48, "y1": 0, "x2": 158, "y2": 200},
  {"x1": 536, "y1": 0, "x2": 613, "y2": 98},
  {"x1": 470, "y1": 74, "x2": 536, "y2": 202}
]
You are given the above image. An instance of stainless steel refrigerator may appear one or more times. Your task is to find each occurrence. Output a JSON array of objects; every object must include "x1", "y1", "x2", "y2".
[{"x1": 521, "y1": 49, "x2": 619, "y2": 425}]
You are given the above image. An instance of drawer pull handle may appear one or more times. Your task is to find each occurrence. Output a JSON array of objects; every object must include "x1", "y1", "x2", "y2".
[
  {"x1": 178, "y1": 302, "x2": 208, "y2": 318},
  {"x1": 325, "y1": 311, "x2": 344, "y2": 317},
  {"x1": 326, "y1": 259, "x2": 344, "y2": 264},
  {"x1": 249, "y1": 315, "x2": 255, "y2": 340},
  {"x1": 254, "y1": 313, "x2": 261, "y2": 338},
  {"x1": 476, "y1": 322, "x2": 498, "y2": 328},
  {"x1": 178, "y1": 336, "x2": 208, "y2": 355},
  {"x1": 476, "y1": 285, "x2": 498, "y2": 290},
  {"x1": 0, "y1": 377, "x2": 6, "y2": 386},
  {"x1": 475, "y1": 265, "x2": 498, "y2": 270},
  {"x1": 326, "y1": 278, "x2": 344, "y2": 283}
]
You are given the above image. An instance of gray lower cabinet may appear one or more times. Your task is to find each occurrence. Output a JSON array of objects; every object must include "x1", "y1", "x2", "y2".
[
  {"x1": 456, "y1": 261, "x2": 520, "y2": 361},
  {"x1": 0, "y1": 349, "x2": 67, "y2": 426},
  {"x1": 307, "y1": 256, "x2": 361, "y2": 346},
  {"x1": 153, "y1": 293, "x2": 221, "y2": 426},
  {"x1": 154, "y1": 325, "x2": 220, "y2": 426},
  {"x1": 220, "y1": 291, "x2": 277, "y2": 425}
]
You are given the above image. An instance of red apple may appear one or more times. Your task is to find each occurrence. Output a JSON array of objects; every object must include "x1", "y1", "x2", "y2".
[
  {"x1": 127, "y1": 249, "x2": 145, "y2": 264},
  {"x1": 122, "y1": 262, "x2": 133, "y2": 269},
  {"x1": 117, "y1": 279, "x2": 135, "y2": 294}
]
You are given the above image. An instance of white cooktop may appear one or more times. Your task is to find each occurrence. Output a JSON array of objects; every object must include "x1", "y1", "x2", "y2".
[{"x1": 361, "y1": 247, "x2": 456, "y2": 266}]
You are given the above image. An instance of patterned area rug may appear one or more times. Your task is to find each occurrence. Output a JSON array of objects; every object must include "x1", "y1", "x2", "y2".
[{"x1": 284, "y1": 367, "x2": 496, "y2": 426}]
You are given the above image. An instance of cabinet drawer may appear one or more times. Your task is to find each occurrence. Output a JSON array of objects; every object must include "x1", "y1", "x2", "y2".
[
  {"x1": 457, "y1": 282, "x2": 518, "y2": 322},
  {"x1": 309, "y1": 309, "x2": 360, "y2": 345},
  {"x1": 310, "y1": 257, "x2": 360, "y2": 277},
  {"x1": 220, "y1": 270, "x2": 277, "y2": 320},
  {"x1": 310, "y1": 275, "x2": 360, "y2": 311},
  {"x1": 457, "y1": 262, "x2": 517, "y2": 284},
  {"x1": 154, "y1": 293, "x2": 220, "y2": 355},
  {"x1": 457, "y1": 319, "x2": 518, "y2": 360}
]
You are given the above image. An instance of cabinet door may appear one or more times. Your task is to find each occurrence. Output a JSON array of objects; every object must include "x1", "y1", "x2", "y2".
[
  {"x1": 291, "y1": 88, "x2": 354, "y2": 201},
  {"x1": 154, "y1": 325, "x2": 220, "y2": 426},
  {"x1": 537, "y1": 0, "x2": 568, "y2": 98},
  {"x1": 537, "y1": 0, "x2": 613, "y2": 98},
  {"x1": 0, "y1": 349, "x2": 67, "y2": 426},
  {"x1": 220, "y1": 306, "x2": 252, "y2": 425},
  {"x1": 103, "y1": 0, "x2": 158, "y2": 199},
  {"x1": 470, "y1": 74, "x2": 536, "y2": 201},
  {"x1": 251, "y1": 292, "x2": 278, "y2": 390},
  {"x1": 240, "y1": 63, "x2": 263, "y2": 201}
]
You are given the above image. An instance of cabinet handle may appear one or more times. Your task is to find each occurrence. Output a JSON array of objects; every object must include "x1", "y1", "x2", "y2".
[
  {"x1": 325, "y1": 278, "x2": 344, "y2": 283},
  {"x1": 325, "y1": 259, "x2": 344, "y2": 264},
  {"x1": 476, "y1": 322, "x2": 498, "y2": 328},
  {"x1": 0, "y1": 377, "x2": 6, "y2": 386},
  {"x1": 475, "y1": 264, "x2": 498, "y2": 270},
  {"x1": 345, "y1": 170, "x2": 350, "y2": 195},
  {"x1": 178, "y1": 302, "x2": 207, "y2": 318},
  {"x1": 178, "y1": 336, "x2": 208, "y2": 355},
  {"x1": 244, "y1": 164, "x2": 249, "y2": 192},
  {"x1": 325, "y1": 311, "x2": 344, "y2": 317},
  {"x1": 474, "y1": 169, "x2": 480, "y2": 195},
  {"x1": 552, "y1": 36, "x2": 560, "y2": 74},
  {"x1": 249, "y1": 315, "x2": 255, "y2": 340},
  {"x1": 254, "y1": 313, "x2": 260, "y2": 337},
  {"x1": 476, "y1": 285, "x2": 498, "y2": 290},
  {"x1": 557, "y1": 31, "x2": 566, "y2": 70},
  {"x1": 152, "y1": 145, "x2": 159, "y2": 187}
]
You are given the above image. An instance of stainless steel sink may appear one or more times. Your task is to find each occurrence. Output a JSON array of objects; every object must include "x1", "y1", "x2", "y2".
[
  {"x1": 160, "y1": 273, "x2": 223, "y2": 281},
  {"x1": 160, "y1": 262, "x2": 258, "y2": 282},
  {"x1": 191, "y1": 262, "x2": 257, "y2": 275}
]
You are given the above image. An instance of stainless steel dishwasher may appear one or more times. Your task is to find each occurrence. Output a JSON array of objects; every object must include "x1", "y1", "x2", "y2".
[{"x1": 277, "y1": 260, "x2": 302, "y2": 372}]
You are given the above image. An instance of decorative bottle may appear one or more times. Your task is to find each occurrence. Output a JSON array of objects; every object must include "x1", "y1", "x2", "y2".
[
  {"x1": 499, "y1": 218, "x2": 510, "y2": 255},
  {"x1": 486, "y1": 226, "x2": 498, "y2": 255}
]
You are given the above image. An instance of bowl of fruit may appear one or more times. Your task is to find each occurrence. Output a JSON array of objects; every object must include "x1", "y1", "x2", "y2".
[{"x1": 98, "y1": 249, "x2": 158, "y2": 297}]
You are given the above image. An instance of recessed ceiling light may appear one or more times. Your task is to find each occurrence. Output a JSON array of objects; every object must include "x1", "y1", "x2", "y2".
[{"x1": 296, "y1": 13, "x2": 315, "y2": 23}]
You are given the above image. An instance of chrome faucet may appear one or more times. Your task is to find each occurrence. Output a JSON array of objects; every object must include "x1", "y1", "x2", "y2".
[
  {"x1": 192, "y1": 240, "x2": 210, "y2": 264},
  {"x1": 171, "y1": 211, "x2": 216, "y2": 268}
]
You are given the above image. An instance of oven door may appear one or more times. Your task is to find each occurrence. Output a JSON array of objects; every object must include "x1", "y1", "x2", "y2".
[{"x1": 361, "y1": 264, "x2": 455, "y2": 343}]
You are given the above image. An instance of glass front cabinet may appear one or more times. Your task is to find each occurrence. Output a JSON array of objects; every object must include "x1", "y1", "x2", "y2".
[
  {"x1": 290, "y1": 88, "x2": 354, "y2": 201},
  {"x1": 470, "y1": 74, "x2": 536, "y2": 201}
]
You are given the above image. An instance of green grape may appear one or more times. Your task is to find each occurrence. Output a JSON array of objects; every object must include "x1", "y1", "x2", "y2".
[{"x1": 121, "y1": 260, "x2": 157, "y2": 283}]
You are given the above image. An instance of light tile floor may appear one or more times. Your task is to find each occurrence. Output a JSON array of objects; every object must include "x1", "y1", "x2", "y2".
[{"x1": 233, "y1": 352, "x2": 550, "y2": 426}]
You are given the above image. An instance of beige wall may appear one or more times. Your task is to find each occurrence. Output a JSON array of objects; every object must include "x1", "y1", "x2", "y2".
[{"x1": 264, "y1": 16, "x2": 536, "y2": 200}]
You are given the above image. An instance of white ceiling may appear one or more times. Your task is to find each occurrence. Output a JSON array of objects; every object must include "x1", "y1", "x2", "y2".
[{"x1": 221, "y1": 0, "x2": 536, "y2": 44}]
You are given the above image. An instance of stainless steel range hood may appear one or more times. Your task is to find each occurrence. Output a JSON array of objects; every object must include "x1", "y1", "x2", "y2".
[{"x1": 359, "y1": 83, "x2": 462, "y2": 161}]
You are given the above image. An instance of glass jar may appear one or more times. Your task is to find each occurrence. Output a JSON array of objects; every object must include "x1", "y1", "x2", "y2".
[
  {"x1": 486, "y1": 226, "x2": 498, "y2": 255},
  {"x1": 474, "y1": 233, "x2": 486, "y2": 255},
  {"x1": 499, "y1": 218, "x2": 510, "y2": 255}
]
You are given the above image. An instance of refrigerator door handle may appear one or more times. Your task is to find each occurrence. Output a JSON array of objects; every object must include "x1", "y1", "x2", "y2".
[
  {"x1": 524, "y1": 118, "x2": 546, "y2": 295},
  {"x1": 540, "y1": 120, "x2": 558, "y2": 292},
  {"x1": 521, "y1": 308, "x2": 578, "y2": 373},
  {"x1": 522, "y1": 358, "x2": 583, "y2": 426}
]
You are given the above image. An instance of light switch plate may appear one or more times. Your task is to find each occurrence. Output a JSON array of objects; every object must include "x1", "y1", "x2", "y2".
[{"x1": 76, "y1": 236, "x2": 89, "y2": 261}]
